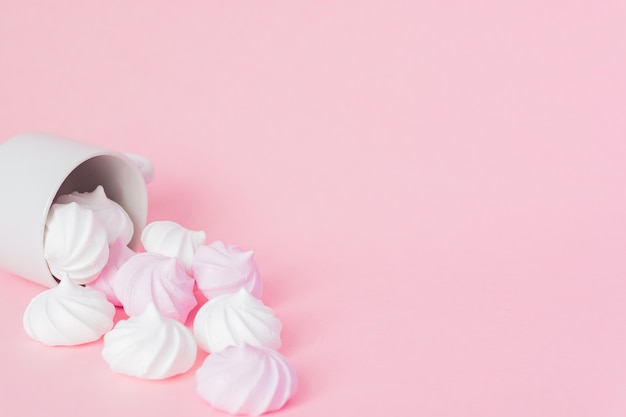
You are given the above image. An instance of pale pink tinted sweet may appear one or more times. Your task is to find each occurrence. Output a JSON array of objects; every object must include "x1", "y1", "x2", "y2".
[
  {"x1": 113, "y1": 252, "x2": 197, "y2": 323},
  {"x1": 87, "y1": 237, "x2": 135, "y2": 306},
  {"x1": 192, "y1": 241, "x2": 263, "y2": 300},
  {"x1": 196, "y1": 344, "x2": 298, "y2": 416}
]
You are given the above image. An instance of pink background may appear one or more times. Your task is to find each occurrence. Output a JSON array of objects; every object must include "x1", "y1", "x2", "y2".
[{"x1": 1, "y1": 1, "x2": 626, "y2": 416}]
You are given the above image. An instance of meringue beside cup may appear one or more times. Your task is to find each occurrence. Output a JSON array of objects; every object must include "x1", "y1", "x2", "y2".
[{"x1": 23, "y1": 277, "x2": 115, "y2": 346}]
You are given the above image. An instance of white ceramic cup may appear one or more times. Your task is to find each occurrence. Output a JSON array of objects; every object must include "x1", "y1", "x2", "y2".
[{"x1": 0, "y1": 132, "x2": 148, "y2": 287}]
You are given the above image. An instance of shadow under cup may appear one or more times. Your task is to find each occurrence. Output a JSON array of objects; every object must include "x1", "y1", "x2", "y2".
[{"x1": 0, "y1": 132, "x2": 148, "y2": 287}]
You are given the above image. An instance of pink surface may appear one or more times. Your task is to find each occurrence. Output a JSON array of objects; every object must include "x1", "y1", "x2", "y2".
[{"x1": 1, "y1": 1, "x2": 626, "y2": 416}]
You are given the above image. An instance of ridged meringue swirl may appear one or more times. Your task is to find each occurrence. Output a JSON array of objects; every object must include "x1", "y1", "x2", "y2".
[
  {"x1": 44, "y1": 202, "x2": 110, "y2": 285},
  {"x1": 102, "y1": 303, "x2": 197, "y2": 380},
  {"x1": 196, "y1": 344, "x2": 298, "y2": 416},
  {"x1": 23, "y1": 277, "x2": 115, "y2": 346},
  {"x1": 87, "y1": 237, "x2": 135, "y2": 306},
  {"x1": 113, "y1": 252, "x2": 197, "y2": 323},
  {"x1": 192, "y1": 241, "x2": 263, "y2": 300},
  {"x1": 193, "y1": 287, "x2": 281, "y2": 353},
  {"x1": 56, "y1": 185, "x2": 134, "y2": 245},
  {"x1": 141, "y1": 220, "x2": 206, "y2": 274}
]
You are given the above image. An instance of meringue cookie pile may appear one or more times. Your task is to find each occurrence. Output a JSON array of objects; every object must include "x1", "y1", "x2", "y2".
[{"x1": 24, "y1": 186, "x2": 297, "y2": 415}]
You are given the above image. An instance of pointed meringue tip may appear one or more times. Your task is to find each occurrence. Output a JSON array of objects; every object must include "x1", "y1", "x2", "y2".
[
  {"x1": 141, "y1": 302, "x2": 162, "y2": 318},
  {"x1": 235, "y1": 287, "x2": 253, "y2": 297},
  {"x1": 57, "y1": 273, "x2": 77, "y2": 288},
  {"x1": 93, "y1": 184, "x2": 106, "y2": 195}
]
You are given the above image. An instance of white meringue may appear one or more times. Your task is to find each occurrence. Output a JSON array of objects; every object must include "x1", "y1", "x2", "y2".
[
  {"x1": 102, "y1": 303, "x2": 197, "y2": 380},
  {"x1": 192, "y1": 241, "x2": 263, "y2": 300},
  {"x1": 87, "y1": 237, "x2": 135, "y2": 306},
  {"x1": 56, "y1": 185, "x2": 134, "y2": 245},
  {"x1": 141, "y1": 220, "x2": 206, "y2": 273},
  {"x1": 44, "y1": 202, "x2": 110, "y2": 285},
  {"x1": 23, "y1": 277, "x2": 115, "y2": 346},
  {"x1": 193, "y1": 287, "x2": 281, "y2": 353},
  {"x1": 196, "y1": 344, "x2": 298, "y2": 416},
  {"x1": 113, "y1": 252, "x2": 197, "y2": 323}
]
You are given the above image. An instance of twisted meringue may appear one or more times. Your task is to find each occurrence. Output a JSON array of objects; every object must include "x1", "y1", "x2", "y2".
[
  {"x1": 196, "y1": 344, "x2": 298, "y2": 416},
  {"x1": 102, "y1": 303, "x2": 197, "y2": 380},
  {"x1": 44, "y1": 202, "x2": 110, "y2": 285},
  {"x1": 141, "y1": 220, "x2": 206, "y2": 273},
  {"x1": 56, "y1": 185, "x2": 134, "y2": 245},
  {"x1": 193, "y1": 287, "x2": 281, "y2": 353},
  {"x1": 192, "y1": 241, "x2": 263, "y2": 300},
  {"x1": 113, "y1": 252, "x2": 197, "y2": 323},
  {"x1": 23, "y1": 277, "x2": 115, "y2": 346},
  {"x1": 87, "y1": 237, "x2": 135, "y2": 306}
]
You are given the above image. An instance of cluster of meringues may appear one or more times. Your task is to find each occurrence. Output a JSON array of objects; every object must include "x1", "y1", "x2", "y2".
[{"x1": 23, "y1": 186, "x2": 297, "y2": 416}]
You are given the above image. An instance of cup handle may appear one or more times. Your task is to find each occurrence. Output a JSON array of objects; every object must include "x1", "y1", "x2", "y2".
[{"x1": 124, "y1": 153, "x2": 154, "y2": 184}]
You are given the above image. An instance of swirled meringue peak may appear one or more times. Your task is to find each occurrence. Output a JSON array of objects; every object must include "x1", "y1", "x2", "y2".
[
  {"x1": 113, "y1": 252, "x2": 197, "y2": 323},
  {"x1": 87, "y1": 237, "x2": 135, "y2": 306},
  {"x1": 193, "y1": 287, "x2": 281, "y2": 353},
  {"x1": 23, "y1": 277, "x2": 115, "y2": 346},
  {"x1": 102, "y1": 302, "x2": 197, "y2": 380},
  {"x1": 56, "y1": 185, "x2": 134, "y2": 245},
  {"x1": 141, "y1": 220, "x2": 206, "y2": 274},
  {"x1": 196, "y1": 344, "x2": 298, "y2": 416},
  {"x1": 192, "y1": 241, "x2": 263, "y2": 300},
  {"x1": 44, "y1": 202, "x2": 110, "y2": 285}
]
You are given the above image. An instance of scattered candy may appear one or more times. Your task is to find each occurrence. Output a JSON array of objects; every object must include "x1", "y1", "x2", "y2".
[
  {"x1": 141, "y1": 220, "x2": 206, "y2": 274},
  {"x1": 102, "y1": 302, "x2": 197, "y2": 380},
  {"x1": 193, "y1": 287, "x2": 282, "y2": 354},
  {"x1": 196, "y1": 344, "x2": 298, "y2": 416},
  {"x1": 25, "y1": 178, "x2": 297, "y2": 415},
  {"x1": 23, "y1": 277, "x2": 115, "y2": 346},
  {"x1": 44, "y1": 202, "x2": 109, "y2": 285},
  {"x1": 192, "y1": 240, "x2": 263, "y2": 300},
  {"x1": 113, "y1": 252, "x2": 197, "y2": 323}
]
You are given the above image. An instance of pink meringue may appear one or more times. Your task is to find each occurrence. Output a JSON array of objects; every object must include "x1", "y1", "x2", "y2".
[
  {"x1": 196, "y1": 344, "x2": 298, "y2": 416},
  {"x1": 113, "y1": 252, "x2": 197, "y2": 323},
  {"x1": 192, "y1": 241, "x2": 263, "y2": 300},
  {"x1": 87, "y1": 237, "x2": 135, "y2": 306}
]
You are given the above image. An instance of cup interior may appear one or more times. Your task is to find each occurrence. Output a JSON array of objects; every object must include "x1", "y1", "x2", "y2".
[{"x1": 55, "y1": 154, "x2": 148, "y2": 249}]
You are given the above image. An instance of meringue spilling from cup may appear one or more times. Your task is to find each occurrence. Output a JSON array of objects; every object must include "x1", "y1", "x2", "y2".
[{"x1": 24, "y1": 185, "x2": 297, "y2": 415}]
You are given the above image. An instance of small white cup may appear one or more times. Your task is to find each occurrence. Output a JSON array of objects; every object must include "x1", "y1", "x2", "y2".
[{"x1": 0, "y1": 132, "x2": 148, "y2": 287}]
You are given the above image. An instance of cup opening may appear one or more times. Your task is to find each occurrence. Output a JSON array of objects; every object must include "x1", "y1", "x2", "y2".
[{"x1": 53, "y1": 154, "x2": 148, "y2": 250}]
